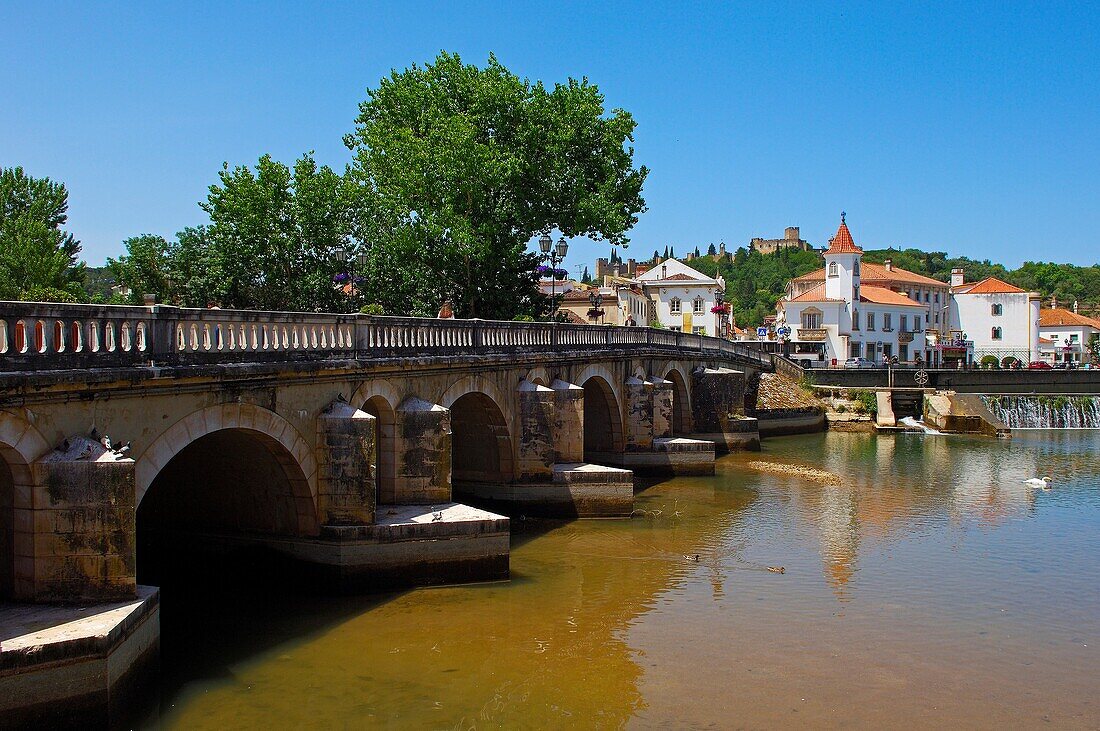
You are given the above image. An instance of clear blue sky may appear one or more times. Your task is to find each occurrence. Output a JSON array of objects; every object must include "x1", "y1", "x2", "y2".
[{"x1": 3, "y1": 1, "x2": 1098, "y2": 271}]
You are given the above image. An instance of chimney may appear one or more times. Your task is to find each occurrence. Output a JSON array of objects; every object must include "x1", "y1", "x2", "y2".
[
  {"x1": 1051, "y1": 295, "x2": 1058, "y2": 310},
  {"x1": 661, "y1": 264, "x2": 667, "y2": 279},
  {"x1": 951, "y1": 268, "x2": 965, "y2": 288},
  {"x1": 884, "y1": 258, "x2": 893, "y2": 272},
  {"x1": 1073, "y1": 300, "x2": 1079, "y2": 313}
]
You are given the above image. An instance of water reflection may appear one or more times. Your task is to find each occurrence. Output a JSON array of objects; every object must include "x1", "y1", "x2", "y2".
[{"x1": 152, "y1": 431, "x2": 1100, "y2": 729}]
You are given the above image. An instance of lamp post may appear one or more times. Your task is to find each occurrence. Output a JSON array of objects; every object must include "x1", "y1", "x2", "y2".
[
  {"x1": 588, "y1": 290, "x2": 604, "y2": 324},
  {"x1": 714, "y1": 291, "x2": 729, "y2": 339},
  {"x1": 540, "y1": 234, "x2": 569, "y2": 322}
]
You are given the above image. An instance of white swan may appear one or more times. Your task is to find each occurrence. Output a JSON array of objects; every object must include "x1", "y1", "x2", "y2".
[{"x1": 1024, "y1": 476, "x2": 1052, "y2": 488}]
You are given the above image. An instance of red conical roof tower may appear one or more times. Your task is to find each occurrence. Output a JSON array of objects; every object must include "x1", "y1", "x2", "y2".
[{"x1": 825, "y1": 212, "x2": 863, "y2": 254}]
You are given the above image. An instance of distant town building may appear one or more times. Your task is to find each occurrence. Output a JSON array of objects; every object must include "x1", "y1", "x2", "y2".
[
  {"x1": 635, "y1": 258, "x2": 725, "y2": 336},
  {"x1": 777, "y1": 215, "x2": 1040, "y2": 368},
  {"x1": 1037, "y1": 304, "x2": 1100, "y2": 364},
  {"x1": 949, "y1": 272, "x2": 1041, "y2": 367},
  {"x1": 750, "y1": 226, "x2": 812, "y2": 255}
]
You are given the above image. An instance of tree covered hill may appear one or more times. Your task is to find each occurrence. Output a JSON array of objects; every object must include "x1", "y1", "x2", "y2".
[{"x1": 859, "y1": 247, "x2": 1100, "y2": 311}]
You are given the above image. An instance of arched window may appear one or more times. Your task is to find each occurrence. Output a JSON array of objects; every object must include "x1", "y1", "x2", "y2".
[
  {"x1": 991, "y1": 326, "x2": 1003, "y2": 340},
  {"x1": 991, "y1": 303, "x2": 1003, "y2": 316},
  {"x1": 669, "y1": 297, "x2": 681, "y2": 314},
  {"x1": 853, "y1": 260, "x2": 860, "y2": 277},
  {"x1": 828, "y1": 262, "x2": 838, "y2": 277},
  {"x1": 692, "y1": 296, "x2": 705, "y2": 314}
]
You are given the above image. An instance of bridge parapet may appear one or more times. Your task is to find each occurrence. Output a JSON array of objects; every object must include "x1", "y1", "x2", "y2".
[{"x1": 0, "y1": 302, "x2": 772, "y2": 372}]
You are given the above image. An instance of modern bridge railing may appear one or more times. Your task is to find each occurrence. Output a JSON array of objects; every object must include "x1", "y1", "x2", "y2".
[{"x1": 0, "y1": 301, "x2": 772, "y2": 372}]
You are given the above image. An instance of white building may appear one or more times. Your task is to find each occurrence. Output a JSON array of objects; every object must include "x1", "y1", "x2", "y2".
[
  {"x1": 778, "y1": 215, "x2": 1040, "y2": 367},
  {"x1": 778, "y1": 215, "x2": 928, "y2": 366},
  {"x1": 1038, "y1": 306, "x2": 1100, "y2": 364},
  {"x1": 949, "y1": 272, "x2": 1041, "y2": 366},
  {"x1": 635, "y1": 258, "x2": 725, "y2": 336}
]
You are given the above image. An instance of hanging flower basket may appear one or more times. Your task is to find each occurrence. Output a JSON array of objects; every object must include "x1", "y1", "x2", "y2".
[
  {"x1": 710, "y1": 304, "x2": 729, "y2": 314},
  {"x1": 587, "y1": 308, "x2": 605, "y2": 319},
  {"x1": 332, "y1": 272, "x2": 351, "y2": 285}
]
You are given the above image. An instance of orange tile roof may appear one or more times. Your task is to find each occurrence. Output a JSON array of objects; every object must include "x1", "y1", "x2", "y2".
[
  {"x1": 787, "y1": 283, "x2": 845, "y2": 303},
  {"x1": 1039, "y1": 308, "x2": 1100, "y2": 329},
  {"x1": 825, "y1": 216, "x2": 862, "y2": 254},
  {"x1": 859, "y1": 285, "x2": 924, "y2": 307},
  {"x1": 793, "y1": 261, "x2": 944, "y2": 287},
  {"x1": 663, "y1": 272, "x2": 700, "y2": 281},
  {"x1": 958, "y1": 276, "x2": 1026, "y2": 295}
]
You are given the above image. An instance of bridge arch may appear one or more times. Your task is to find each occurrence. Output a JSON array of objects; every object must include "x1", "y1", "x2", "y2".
[
  {"x1": 443, "y1": 382, "x2": 515, "y2": 485},
  {"x1": 0, "y1": 411, "x2": 48, "y2": 600},
  {"x1": 580, "y1": 375, "x2": 625, "y2": 460},
  {"x1": 664, "y1": 366, "x2": 693, "y2": 435}
]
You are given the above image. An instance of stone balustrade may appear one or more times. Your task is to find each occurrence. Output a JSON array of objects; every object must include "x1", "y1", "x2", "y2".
[{"x1": 0, "y1": 302, "x2": 772, "y2": 371}]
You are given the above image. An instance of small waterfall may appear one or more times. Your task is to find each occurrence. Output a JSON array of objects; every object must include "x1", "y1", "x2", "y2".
[
  {"x1": 983, "y1": 395, "x2": 1100, "y2": 429},
  {"x1": 897, "y1": 416, "x2": 942, "y2": 434}
]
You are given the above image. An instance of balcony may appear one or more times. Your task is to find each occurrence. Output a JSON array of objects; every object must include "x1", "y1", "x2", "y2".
[
  {"x1": 796, "y1": 327, "x2": 828, "y2": 341},
  {"x1": 898, "y1": 331, "x2": 914, "y2": 343}
]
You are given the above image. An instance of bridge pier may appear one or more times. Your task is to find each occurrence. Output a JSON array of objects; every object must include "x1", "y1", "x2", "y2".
[{"x1": 691, "y1": 367, "x2": 761, "y2": 452}]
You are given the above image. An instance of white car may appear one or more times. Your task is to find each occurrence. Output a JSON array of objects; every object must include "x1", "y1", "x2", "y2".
[{"x1": 843, "y1": 357, "x2": 876, "y2": 369}]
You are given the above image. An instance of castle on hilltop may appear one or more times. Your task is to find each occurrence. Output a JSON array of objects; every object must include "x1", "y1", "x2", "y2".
[{"x1": 750, "y1": 226, "x2": 812, "y2": 255}]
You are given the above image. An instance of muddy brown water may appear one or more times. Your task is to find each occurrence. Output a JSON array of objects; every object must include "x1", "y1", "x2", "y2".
[{"x1": 148, "y1": 430, "x2": 1100, "y2": 729}]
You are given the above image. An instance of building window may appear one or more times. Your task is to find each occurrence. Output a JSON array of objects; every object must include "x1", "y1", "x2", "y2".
[
  {"x1": 801, "y1": 312, "x2": 821, "y2": 329},
  {"x1": 900, "y1": 315, "x2": 908, "y2": 332},
  {"x1": 853, "y1": 260, "x2": 860, "y2": 276},
  {"x1": 669, "y1": 326, "x2": 682, "y2": 332},
  {"x1": 692, "y1": 326, "x2": 705, "y2": 335},
  {"x1": 883, "y1": 313, "x2": 892, "y2": 331},
  {"x1": 992, "y1": 327, "x2": 1002, "y2": 340},
  {"x1": 934, "y1": 292, "x2": 939, "y2": 304},
  {"x1": 852, "y1": 310, "x2": 860, "y2": 330},
  {"x1": 828, "y1": 262, "x2": 838, "y2": 277},
  {"x1": 669, "y1": 298, "x2": 681, "y2": 314},
  {"x1": 991, "y1": 303, "x2": 1003, "y2": 316},
  {"x1": 693, "y1": 297, "x2": 705, "y2": 314},
  {"x1": 923, "y1": 291, "x2": 930, "y2": 303},
  {"x1": 851, "y1": 342, "x2": 862, "y2": 358},
  {"x1": 867, "y1": 312, "x2": 875, "y2": 331}
]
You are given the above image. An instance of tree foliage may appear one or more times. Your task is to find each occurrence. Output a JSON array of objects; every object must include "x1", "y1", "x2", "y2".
[
  {"x1": 862, "y1": 247, "x2": 1100, "y2": 310},
  {"x1": 689, "y1": 247, "x2": 823, "y2": 326},
  {"x1": 0, "y1": 166, "x2": 85, "y2": 301},
  {"x1": 344, "y1": 52, "x2": 648, "y2": 318}
]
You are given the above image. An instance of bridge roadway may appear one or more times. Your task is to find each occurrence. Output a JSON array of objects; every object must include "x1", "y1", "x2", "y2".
[{"x1": 0, "y1": 302, "x2": 775, "y2": 725}]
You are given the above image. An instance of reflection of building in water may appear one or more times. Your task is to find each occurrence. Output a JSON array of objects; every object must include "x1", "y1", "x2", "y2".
[{"x1": 783, "y1": 434, "x2": 1041, "y2": 598}]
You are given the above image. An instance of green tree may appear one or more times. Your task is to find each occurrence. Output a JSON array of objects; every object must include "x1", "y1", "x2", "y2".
[
  {"x1": 707, "y1": 243, "x2": 717, "y2": 256},
  {"x1": 344, "y1": 52, "x2": 648, "y2": 318},
  {"x1": 107, "y1": 234, "x2": 174, "y2": 304},
  {"x1": 0, "y1": 166, "x2": 85, "y2": 301},
  {"x1": 196, "y1": 153, "x2": 357, "y2": 311}
]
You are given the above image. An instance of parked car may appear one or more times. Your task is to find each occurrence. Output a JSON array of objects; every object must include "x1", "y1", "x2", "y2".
[
  {"x1": 843, "y1": 357, "x2": 875, "y2": 369},
  {"x1": 1027, "y1": 361, "x2": 1052, "y2": 370}
]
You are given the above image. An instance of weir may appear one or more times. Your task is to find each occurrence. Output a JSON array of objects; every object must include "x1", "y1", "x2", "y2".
[{"x1": 982, "y1": 395, "x2": 1100, "y2": 429}]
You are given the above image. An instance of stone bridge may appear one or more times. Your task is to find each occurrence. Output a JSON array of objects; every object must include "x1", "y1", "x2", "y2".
[{"x1": 0, "y1": 302, "x2": 772, "y2": 608}]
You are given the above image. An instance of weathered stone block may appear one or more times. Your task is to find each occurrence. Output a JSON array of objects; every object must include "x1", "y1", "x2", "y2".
[
  {"x1": 650, "y1": 376, "x2": 674, "y2": 438},
  {"x1": 394, "y1": 398, "x2": 451, "y2": 504},
  {"x1": 30, "y1": 438, "x2": 136, "y2": 603},
  {"x1": 551, "y1": 379, "x2": 584, "y2": 463},
  {"x1": 516, "y1": 380, "x2": 554, "y2": 480},
  {"x1": 691, "y1": 367, "x2": 747, "y2": 433},
  {"x1": 624, "y1": 377, "x2": 654, "y2": 452},
  {"x1": 316, "y1": 401, "x2": 376, "y2": 525}
]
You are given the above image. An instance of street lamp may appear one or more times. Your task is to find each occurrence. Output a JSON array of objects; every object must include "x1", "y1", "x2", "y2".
[
  {"x1": 588, "y1": 290, "x2": 604, "y2": 324},
  {"x1": 539, "y1": 234, "x2": 569, "y2": 322}
]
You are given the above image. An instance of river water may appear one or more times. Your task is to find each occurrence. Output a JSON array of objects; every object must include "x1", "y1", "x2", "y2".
[{"x1": 150, "y1": 430, "x2": 1100, "y2": 729}]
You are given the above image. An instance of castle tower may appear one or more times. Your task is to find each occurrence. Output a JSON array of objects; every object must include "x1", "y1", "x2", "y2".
[{"x1": 823, "y1": 212, "x2": 862, "y2": 303}]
